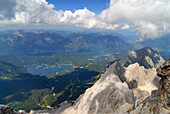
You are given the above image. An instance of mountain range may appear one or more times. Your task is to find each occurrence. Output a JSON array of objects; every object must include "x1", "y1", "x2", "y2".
[
  {"x1": 136, "y1": 34, "x2": 170, "y2": 60},
  {"x1": 0, "y1": 31, "x2": 132, "y2": 56}
]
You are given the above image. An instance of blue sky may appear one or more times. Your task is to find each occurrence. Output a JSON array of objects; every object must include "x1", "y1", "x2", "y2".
[{"x1": 46, "y1": 0, "x2": 110, "y2": 14}]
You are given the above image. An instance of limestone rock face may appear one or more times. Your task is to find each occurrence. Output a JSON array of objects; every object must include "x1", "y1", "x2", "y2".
[
  {"x1": 63, "y1": 62, "x2": 135, "y2": 114},
  {"x1": 62, "y1": 47, "x2": 164, "y2": 114},
  {"x1": 131, "y1": 58, "x2": 170, "y2": 114},
  {"x1": 125, "y1": 63, "x2": 158, "y2": 104}
]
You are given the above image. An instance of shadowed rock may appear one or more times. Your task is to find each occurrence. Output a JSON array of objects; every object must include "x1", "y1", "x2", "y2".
[
  {"x1": 0, "y1": 105, "x2": 17, "y2": 114},
  {"x1": 157, "y1": 58, "x2": 170, "y2": 77},
  {"x1": 157, "y1": 58, "x2": 170, "y2": 110}
]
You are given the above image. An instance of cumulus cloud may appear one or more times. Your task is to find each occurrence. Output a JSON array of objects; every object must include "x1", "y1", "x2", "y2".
[
  {"x1": 120, "y1": 24, "x2": 130, "y2": 30},
  {"x1": 54, "y1": 8, "x2": 120, "y2": 30},
  {"x1": 0, "y1": 0, "x2": 119, "y2": 30},
  {"x1": 98, "y1": 0, "x2": 170, "y2": 40},
  {"x1": 10, "y1": 0, "x2": 54, "y2": 25},
  {"x1": 0, "y1": 0, "x2": 170, "y2": 40}
]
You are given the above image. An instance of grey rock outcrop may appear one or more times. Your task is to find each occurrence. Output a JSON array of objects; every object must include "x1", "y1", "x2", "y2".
[
  {"x1": 157, "y1": 58, "x2": 170, "y2": 111},
  {"x1": 0, "y1": 105, "x2": 17, "y2": 114},
  {"x1": 125, "y1": 63, "x2": 158, "y2": 104},
  {"x1": 131, "y1": 58, "x2": 170, "y2": 114}
]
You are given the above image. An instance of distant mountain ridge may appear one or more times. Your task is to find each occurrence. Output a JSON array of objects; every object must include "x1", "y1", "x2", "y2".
[
  {"x1": 64, "y1": 32, "x2": 130, "y2": 53},
  {"x1": 138, "y1": 34, "x2": 170, "y2": 59},
  {"x1": 0, "y1": 30, "x2": 132, "y2": 55}
]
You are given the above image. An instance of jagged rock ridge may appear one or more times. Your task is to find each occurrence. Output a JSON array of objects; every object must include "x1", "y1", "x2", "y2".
[
  {"x1": 61, "y1": 47, "x2": 165, "y2": 114},
  {"x1": 120, "y1": 47, "x2": 164, "y2": 68}
]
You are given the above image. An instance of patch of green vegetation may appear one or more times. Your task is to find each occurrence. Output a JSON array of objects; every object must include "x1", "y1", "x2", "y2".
[
  {"x1": 0, "y1": 51, "x2": 120, "y2": 74},
  {"x1": 6, "y1": 89, "x2": 51, "y2": 111},
  {"x1": 88, "y1": 58, "x2": 95, "y2": 62},
  {"x1": 0, "y1": 60, "x2": 99, "y2": 112}
]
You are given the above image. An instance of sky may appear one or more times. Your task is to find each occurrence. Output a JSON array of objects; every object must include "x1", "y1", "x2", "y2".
[
  {"x1": 46, "y1": 0, "x2": 110, "y2": 14},
  {"x1": 0, "y1": 0, "x2": 170, "y2": 41}
]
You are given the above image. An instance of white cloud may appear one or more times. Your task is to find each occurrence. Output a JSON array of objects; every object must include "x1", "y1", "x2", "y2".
[
  {"x1": 120, "y1": 24, "x2": 130, "y2": 30},
  {"x1": 0, "y1": 0, "x2": 55, "y2": 25},
  {"x1": 56, "y1": 8, "x2": 96, "y2": 25},
  {"x1": 0, "y1": 0, "x2": 119, "y2": 30},
  {"x1": 98, "y1": 0, "x2": 170, "y2": 40},
  {"x1": 54, "y1": 7, "x2": 119, "y2": 30},
  {"x1": 0, "y1": 0, "x2": 170, "y2": 40}
]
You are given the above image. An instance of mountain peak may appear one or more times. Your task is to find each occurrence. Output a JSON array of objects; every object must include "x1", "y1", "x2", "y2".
[{"x1": 120, "y1": 46, "x2": 164, "y2": 68}]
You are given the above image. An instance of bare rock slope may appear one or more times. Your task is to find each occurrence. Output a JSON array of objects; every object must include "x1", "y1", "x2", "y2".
[{"x1": 62, "y1": 47, "x2": 165, "y2": 114}]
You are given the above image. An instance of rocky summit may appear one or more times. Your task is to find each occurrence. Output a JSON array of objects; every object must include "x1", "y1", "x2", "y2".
[
  {"x1": 119, "y1": 47, "x2": 164, "y2": 69},
  {"x1": 131, "y1": 58, "x2": 170, "y2": 114},
  {"x1": 62, "y1": 47, "x2": 166, "y2": 114}
]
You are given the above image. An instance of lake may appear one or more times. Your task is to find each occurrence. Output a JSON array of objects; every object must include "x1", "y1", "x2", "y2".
[{"x1": 26, "y1": 64, "x2": 74, "y2": 75}]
